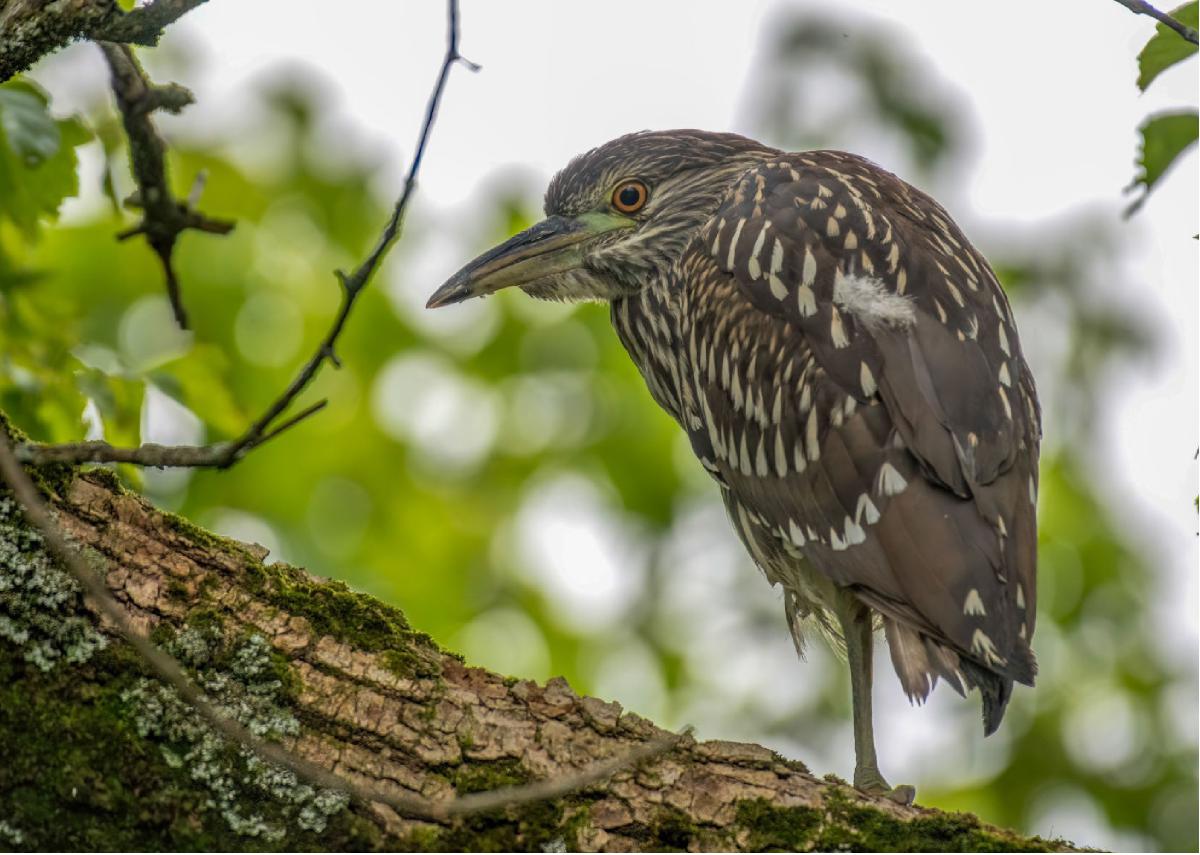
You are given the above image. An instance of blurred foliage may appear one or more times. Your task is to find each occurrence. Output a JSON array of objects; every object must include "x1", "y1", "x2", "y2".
[
  {"x1": 751, "y1": 16, "x2": 960, "y2": 180},
  {"x1": 1137, "y1": 1, "x2": 1197, "y2": 91},
  {"x1": 0, "y1": 80, "x2": 90, "y2": 241},
  {"x1": 1133, "y1": 110, "x2": 1198, "y2": 209},
  {"x1": 1128, "y1": 1, "x2": 1198, "y2": 213},
  {"x1": 0, "y1": 9, "x2": 1195, "y2": 852}
]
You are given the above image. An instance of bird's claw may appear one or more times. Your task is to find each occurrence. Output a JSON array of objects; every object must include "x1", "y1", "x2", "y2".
[
  {"x1": 854, "y1": 773, "x2": 917, "y2": 806},
  {"x1": 881, "y1": 784, "x2": 917, "y2": 805}
]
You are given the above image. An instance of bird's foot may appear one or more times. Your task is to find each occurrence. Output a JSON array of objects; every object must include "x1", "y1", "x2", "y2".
[{"x1": 853, "y1": 771, "x2": 916, "y2": 806}]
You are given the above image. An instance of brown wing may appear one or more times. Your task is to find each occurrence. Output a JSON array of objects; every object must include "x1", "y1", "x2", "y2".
[{"x1": 678, "y1": 152, "x2": 1040, "y2": 728}]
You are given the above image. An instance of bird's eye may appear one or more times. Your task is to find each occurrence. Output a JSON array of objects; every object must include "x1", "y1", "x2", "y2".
[{"x1": 611, "y1": 180, "x2": 649, "y2": 214}]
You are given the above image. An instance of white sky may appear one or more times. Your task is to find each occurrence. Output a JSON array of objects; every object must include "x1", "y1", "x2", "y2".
[{"x1": 30, "y1": 1, "x2": 1198, "y2": 846}]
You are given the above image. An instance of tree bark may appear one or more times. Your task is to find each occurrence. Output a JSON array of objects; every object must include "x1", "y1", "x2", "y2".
[
  {"x1": 0, "y1": 464, "x2": 1081, "y2": 852},
  {"x1": 0, "y1": 0, "x2": 206, "y2": 82}
]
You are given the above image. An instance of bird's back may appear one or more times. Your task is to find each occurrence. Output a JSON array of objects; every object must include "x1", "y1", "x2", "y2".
[{"x1": 610, "y1": 149, "x2": 1040, "y2": 733}]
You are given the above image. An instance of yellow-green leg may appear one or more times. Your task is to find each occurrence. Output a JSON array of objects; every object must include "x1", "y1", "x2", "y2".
[{"x1": 837, "y1": 596, "x2": 916, "y2": 806}]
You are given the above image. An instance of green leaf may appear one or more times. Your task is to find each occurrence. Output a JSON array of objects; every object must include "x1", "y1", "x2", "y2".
[
  {"x1": 1129, "y1": 109, "x2": 1199, "y2": 212},
  {"x1": 74, "y1": 367, "x2": 146, "y2": 448},
  {"x1": 149, "y1": 344, "x2": 247, "y2": 438},
  {"x1": 0, "y1": 80, "x2": 93, "y2": 240},
  {"x1": 0, "y1": 83, "x2": 60, "y2": 164},
  {"x1": 1136, "y1": 2, "x2": 1198, "y2": 91}
]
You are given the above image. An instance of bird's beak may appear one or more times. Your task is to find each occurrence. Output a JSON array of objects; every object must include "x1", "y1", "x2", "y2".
[{"x1": 426, "y1": 212, "x2": 633, "y2": 309}]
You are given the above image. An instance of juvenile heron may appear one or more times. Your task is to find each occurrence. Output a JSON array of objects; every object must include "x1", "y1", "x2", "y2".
[{"x1": 427, "y1": 130, "x2": 1040, "y2": 802}]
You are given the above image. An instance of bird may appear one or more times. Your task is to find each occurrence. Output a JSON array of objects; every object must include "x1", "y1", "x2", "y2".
[{"x1": 427, "y1": 130, "x2": 1040, "y2": 803}]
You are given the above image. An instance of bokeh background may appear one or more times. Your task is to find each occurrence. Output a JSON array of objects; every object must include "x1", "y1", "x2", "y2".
[{"x1": 2, "y1": 1, "x2": 1196, "y2": 849}]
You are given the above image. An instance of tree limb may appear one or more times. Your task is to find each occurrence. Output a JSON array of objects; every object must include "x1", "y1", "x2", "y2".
[
  {"x1": 0, "y1": 455, "x2": 1083, "y2": 851},
  {"x1": 1112, "y1": 0, "x2": 1200, "y2": 44},
  {"x1": 14, "y1": 399, "x2": 326, "y2": 467},
  {"x1": 0, "y1": 426, "x2": 684, "y2": 827},
  {"x1": 91, "y1": 0, "x2": 208, "y2": 45},
  {"x1": 0, "y1": 0, "x2": 209, "y2": 82}
]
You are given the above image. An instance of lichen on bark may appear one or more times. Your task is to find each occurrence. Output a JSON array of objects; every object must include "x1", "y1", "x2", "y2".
[
  {"x1": 0, "y1": 465, "x2": 1080, "y2": 851},
  {"x1": 0, "y1": 493, "x2": 108, "y2": 670}
]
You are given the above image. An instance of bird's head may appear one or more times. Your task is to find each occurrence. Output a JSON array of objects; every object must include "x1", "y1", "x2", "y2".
[{"x1": 426, "y1": 130, "x2": 777, "y2": 308}]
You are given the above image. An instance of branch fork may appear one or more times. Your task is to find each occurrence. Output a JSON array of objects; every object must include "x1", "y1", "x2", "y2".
[{"x1": 99, "y1": 41, "x2": 234, "y2": 330}]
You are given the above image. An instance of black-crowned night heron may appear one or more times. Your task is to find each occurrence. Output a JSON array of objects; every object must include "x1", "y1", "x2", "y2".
[{"x1": 428, "y1": 130, "x2": 1040, "y2": 803}]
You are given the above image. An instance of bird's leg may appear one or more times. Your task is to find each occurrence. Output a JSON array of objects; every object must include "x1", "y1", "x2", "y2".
[{"x1": 838, "y1": 596, "x2": 916, "y2": 806}]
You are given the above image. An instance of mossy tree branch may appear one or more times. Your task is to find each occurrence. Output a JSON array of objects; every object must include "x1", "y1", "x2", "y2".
[
  {"x1": 0, "y1": 456, "x2": 1082, "y2": 852},
  {"x1": 0, "y1": 420, "x2": 683, "y2": 828},
  {"x1": 0, "y1": 0, "x2": 209, "y2": 82}
]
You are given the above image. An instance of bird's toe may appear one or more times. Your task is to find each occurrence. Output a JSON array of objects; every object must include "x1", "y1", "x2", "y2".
[
  {"x1": 883, "y1": 783, "x2": 917, "y2": 806},
  {"x1": 854, "y1": 772, "x2": 917, "y2": 806}
]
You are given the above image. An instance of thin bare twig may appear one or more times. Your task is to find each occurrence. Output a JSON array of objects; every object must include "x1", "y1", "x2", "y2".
[
  {"x1": 100, "y1": 42, "x2": 234, "y2": 330},
  {"x1": 215, "y1": 0, "x2": 480, "y2": 466},
  {"x1": 1112, "y1": 0, "x2": 1200, "y2": 44},
  {"x1": 19, "y1": 0, "x2": 478, "y2": 470},
  {"x1": 0, "y1": 429, "x2": 686, "y2": 822},
  {"x1": 444, "y1": 731, "x2": 692, "y2": 817}
]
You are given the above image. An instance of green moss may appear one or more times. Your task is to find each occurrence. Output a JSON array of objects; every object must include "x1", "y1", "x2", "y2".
[
  {"x1": 82, "y1": 466, "x2": 123, "y2": 494},
  {"x1": 35, "y1": 460, "x2": 89, "y2": 499},
  {"x1": 732, "y1": 792, "x2": 1068, "y2": 853},
  {"x1": 395, "y1": 762, "x2": 613, "y2": 852},
  {"x1": 735, "y1": 799, "x2": 823, "y2": 851},
  {"x1": 0, "y1": 412, "x2": 28, "y2": 443},
  {"x1": 825, "y1": 788, "x2": 1065, "y2": 852},
  {"x1": 160, "y1": 507, "x2": 258, "y2": 559},
  {"x1": 164, "y1": 578, "x2": 190, "y2": 602},
  {"x1": 403, "y1": 759, "x2": 574, "y2": 852},
  {"x1": 261, "y1": 565, "x2": 409, "y2": 645},
  {"x1": 770, "y1": 750, "x2": 810, "y2": 775},
  {"x1": 184, "y1": 606, "x2": 227, "y2": 635},
  {"x1": 557, "y1": 806, "x2": 592, "y2": 849},
  {"x1": 0, "y1": 645, "x2": 381, "y2": 851},
  {"x1": 0, "y1": 412, "x2": 77, "y2": 499},
  {"x1": 612, "y1": 805, "x2": 724, "y2": 852},
  {"x1": 652, "y1": 807, "x2": 701, "y2": 851},
  {"x1": 417, "y1": 699, "x2": 440, "y2": 724},
  {"x1": 268, "y1": 642, "x2": 303, "y2": 702},
  {"x1": 148, "y1": 622, "x2": 176, "y2": 647},
  {"x1": 381, "y1": 645, "x2": 436, "y2": 679},
  {"x1": 419, "y1": 798, "x2": 567, "y2": 852},
  {"x1": 450, "y1": 758, "x2": 531, "y2": 795},
  {"x1": 248, "y1": 561, "x2": 445, "y2": 678}
]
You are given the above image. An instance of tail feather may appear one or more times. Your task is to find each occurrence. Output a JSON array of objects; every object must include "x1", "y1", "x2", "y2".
[
  {"x1": 1007, "y1": 636, "x2": 1038, "y2": 686},
  {"x1": 883, "y1": 613, "x2": 1031, "y2": 735},
  {"x1": 923, "y1": 635, "x2": 967, "y2": 697},
  {"x1": 884, "y1": 618, "x2": 934, "y2": 703},
  {"x1": 961, "y1": 659, "x2": 1013, "y2": 736}
]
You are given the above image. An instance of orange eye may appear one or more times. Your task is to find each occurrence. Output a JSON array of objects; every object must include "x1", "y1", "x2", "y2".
[{"x1": 611, "y1": 180, "x2": 649, "y2": 214}]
